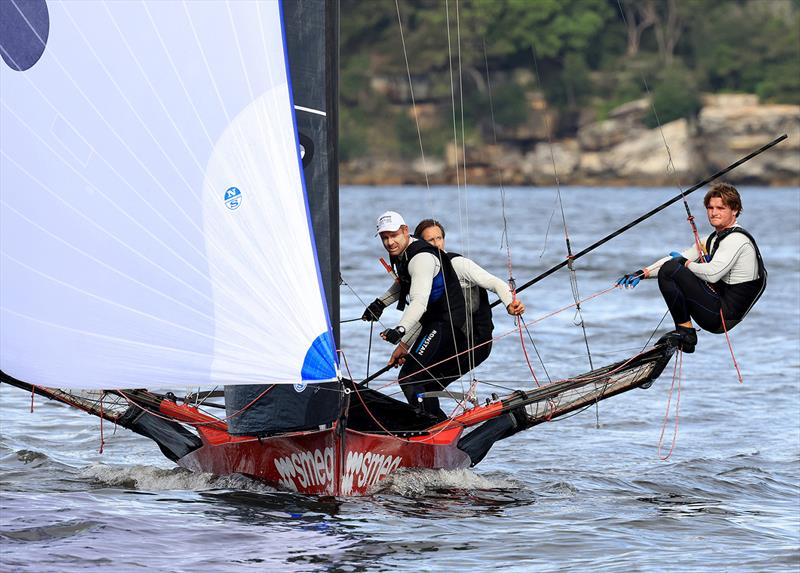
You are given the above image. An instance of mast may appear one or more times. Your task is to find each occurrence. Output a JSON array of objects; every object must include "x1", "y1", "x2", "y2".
[
  {"x1": 286, "y1": 0, "x2": 340, "y2": 346},
  {"x1": 224, "y1": 0, "x2": 341, "y2": 435}
]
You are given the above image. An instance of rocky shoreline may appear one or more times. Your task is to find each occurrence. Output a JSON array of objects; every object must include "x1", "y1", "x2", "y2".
[{"x1": 341, "y1": 94, "x2": 799, "y2": 187}]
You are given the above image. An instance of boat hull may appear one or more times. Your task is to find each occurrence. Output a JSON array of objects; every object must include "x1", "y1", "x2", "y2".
[{"x1": 177, "y1": 425, "x2": 470, "y2": 496}]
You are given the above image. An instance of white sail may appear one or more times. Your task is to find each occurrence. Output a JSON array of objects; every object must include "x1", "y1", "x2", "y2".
[{"x1": 0, "y1": 0, "x2": 338, "y2": 389}]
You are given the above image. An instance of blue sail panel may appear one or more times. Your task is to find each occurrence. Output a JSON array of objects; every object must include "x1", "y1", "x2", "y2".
[{"x1": 301, "y1": 331, "x2": 338, "y2": 382}]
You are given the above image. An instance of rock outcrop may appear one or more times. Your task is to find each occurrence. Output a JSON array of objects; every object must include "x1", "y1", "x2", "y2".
[{"x1": 341, "y1": 94, "x2": 799, "y2": 187}]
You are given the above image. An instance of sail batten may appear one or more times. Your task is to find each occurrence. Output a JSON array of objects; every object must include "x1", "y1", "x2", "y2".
[{"x1": 1, "y1": 1, "x2": 338, "y2": 390}]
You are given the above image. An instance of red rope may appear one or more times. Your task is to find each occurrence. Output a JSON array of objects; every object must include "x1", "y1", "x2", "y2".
[
  {"x1": 98, "y1": 392, "x2": 105, "y2": 454},
  {"x1": 657, "y1": 350, "x2": 682, "y2": 460},
  {"x1": 518, "y1": 321, "x2": 540, "y2": 387},
  {"x1": 719, "y1": 310, "x2": 744, "y2": 384},
  {"x1": 368, "y1": 284, "x2": 619, "y2": 392}
]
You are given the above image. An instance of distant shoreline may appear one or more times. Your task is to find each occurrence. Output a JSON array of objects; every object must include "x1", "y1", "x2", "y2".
[{"x1": 341, "y1": 95, "x2": 800, "y2": 189}]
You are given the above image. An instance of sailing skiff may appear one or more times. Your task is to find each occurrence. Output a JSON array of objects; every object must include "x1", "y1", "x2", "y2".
[{"x1": 2, "y1": 0, "x2": 680, "y2": 495}]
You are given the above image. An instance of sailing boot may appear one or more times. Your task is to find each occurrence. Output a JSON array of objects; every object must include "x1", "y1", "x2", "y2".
[{"x1": 657, "y1": 326, "x2": 698, "y2": 354}]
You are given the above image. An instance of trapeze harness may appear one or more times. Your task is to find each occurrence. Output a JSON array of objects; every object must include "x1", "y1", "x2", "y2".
[
  {"x1": 446, "y1": 251, "x2": 494, "y2": 343},
  {"x1": 391, "y1": 241, "x2": 467, "y2": 418},
  {"x1": 391, "y1": 241, "x2": 466, "y2": 329},
  {"x1": 704, "y1": 226, "x2": 767, "y2": 332}
]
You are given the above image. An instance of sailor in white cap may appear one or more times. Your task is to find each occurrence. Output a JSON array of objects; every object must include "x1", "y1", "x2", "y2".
[{"x1": 362, "y1": 211, "x2": 467, "y2": 419}]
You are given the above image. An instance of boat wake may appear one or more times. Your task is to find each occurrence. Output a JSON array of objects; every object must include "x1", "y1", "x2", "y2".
[
  {"x1": 375, "y1": 468, "x2": 520, "y2": 497},
  {"x1": 79, "y1": 464, "x2": 279, "y2": 494}
]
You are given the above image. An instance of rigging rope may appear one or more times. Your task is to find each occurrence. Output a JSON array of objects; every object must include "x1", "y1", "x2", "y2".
[
  {"x1": 98, "y1": 391, "x2": 105, "y2": 454},
  {"x1": 442, "y1": 0, "x2": 469, "y2": 392},
  {"x1": 657, "y1": 349, "x2": 683, "y2": 460},
  {"x1": 528, "y1": 44, "x2": 595, "y2": 372},
  {"x1": 481, "y1": 40, "x2": 546, "y2": 390}
]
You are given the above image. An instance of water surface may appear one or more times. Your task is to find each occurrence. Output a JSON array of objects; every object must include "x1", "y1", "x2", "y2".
[{"x1": 2, "y1": 186, "x2": 798, "y2": 572}]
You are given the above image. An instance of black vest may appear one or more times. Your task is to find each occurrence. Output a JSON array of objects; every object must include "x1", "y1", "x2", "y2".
[
  {"x1": 704, "y1": 226, "x2": 767, "y2": 331},
  {"x1": 391, "y1": 240, "x2": 466, "y2": 329},
  {"x1": 447, "y1": 252, "x2": 494, "y2": 342}
]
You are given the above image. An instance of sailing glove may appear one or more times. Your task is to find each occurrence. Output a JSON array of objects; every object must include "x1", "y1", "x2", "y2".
[
  {"x1": 670, "y1": 251, "x2": 688, "y2": 266},
  {"x1": 381, "y1": 326, "x2": 405, "y2": 344},
  {"x1": 616, "y1": 270, "x2": 645, "y2": 288},
  {"x1": 361, "y1": 298, "x2": 386, "y2": 322}
]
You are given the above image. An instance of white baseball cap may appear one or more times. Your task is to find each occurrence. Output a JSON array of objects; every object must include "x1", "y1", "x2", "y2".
[{"x1": 375, "y1": 211, "x2": 406, "y2": 235}]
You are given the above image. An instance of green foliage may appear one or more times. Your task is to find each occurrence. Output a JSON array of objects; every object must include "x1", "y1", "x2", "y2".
[
  {"x1": 337, "y1": 0, "x2": 800, "y2": 159},
  {"x1": 688, "y1": 0, "x2": 800, "y2": 102},
  {"x1": 464, "y1": 81, "x2": 529, "y2": 133},
  {"x1": 645, "y1": 66, "x2": 702, "y2": 128}
]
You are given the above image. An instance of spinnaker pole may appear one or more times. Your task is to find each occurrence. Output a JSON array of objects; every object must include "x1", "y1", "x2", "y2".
[{"x1": 491, "y1": 133, "x2": 788, "y2": 307}]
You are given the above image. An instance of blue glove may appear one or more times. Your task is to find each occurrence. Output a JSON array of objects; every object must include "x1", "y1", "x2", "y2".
[
  {"x1": 616, "y1": 270, "x2": 644, "y2": 288},
  {"x1": 670, "y1": 251, "x2": 688, "y2": 265}
]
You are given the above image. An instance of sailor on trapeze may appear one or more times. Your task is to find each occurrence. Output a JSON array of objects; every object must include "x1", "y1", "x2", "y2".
[{"x1": 617, "y1": 182, "x2": 767, "y2": 353}]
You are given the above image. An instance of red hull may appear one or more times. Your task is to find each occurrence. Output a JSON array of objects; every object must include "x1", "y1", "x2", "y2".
[{"x1": 177, "y1": 423, "x2": 470, "y2": 495}]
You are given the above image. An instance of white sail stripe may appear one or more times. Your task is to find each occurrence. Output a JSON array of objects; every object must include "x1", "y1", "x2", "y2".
[
  {"x1": 137, "y1": 1, "x2": 303, "y2": 323},
  {"x1": 227, "y1": 0, "x2": 256, "y2": 101},
  {"x1": 0, "y1": 119, "x2": 218, "y2": 307},
  {"x1": 1, "y1": 253, "x2": 265, "y2": 356},
  {"x1": 181, "y1": 1, "x2": 254, "y2": 181},
  {"x1": 1, "y1": 200, "x2": 216, "y2": 325},
  {"x1": 1, "y1": 307, "x2": 211, "y2": 359},
  {"x1": 11, "y1": 3, "x2": 215, "y2": 274},
  {"x1": 0, "y1": 41, "x2": 95, "y2": 152},
  {"x1": 256, "y1": 1, "x2": 291, "y2": 172},
  {"x1": 220, "y1": 3, "x2": 320, "y2": 313},
  {"x1": 185, "y1": 1, "x2": 296, "y2": 224},
  {"x1": 140, "y1": 1, "x2": 215, "y2": 148},
  {"x1": 0, "y1": 69, "x2": 215, "y2": 291},
  {"x1": 0, "y1": 94, "x2": 216, "y2": 293},
  {"x1": 226, "y1": 1, "x2": 281, "y2": 190},
  {"x1": 0, "y1": 307, "x2": 277, "y2": 377},
  {"x1": 103, "y1": 0, "x2": 280, "y2": 314},
  {"x1": 185, "y1": 1, "x2": 322, "y2": 326},
  {"x1": 49, "y1": 4, "x2": 213, "y2": 255},
  {"x1": 102, "y1": 1, "x2": 208, "y2": 178},
  {"x1": 180, "y1": 2, "x2": 302, "y2": 319},
  {"x1": 294, "y1": 105, "x2": 327, "y2": 117},
  {"x1": 1, "y1": 105, "x2": 270, "y2": 326},
  {"x1": 60, "y1": 5, "x2": 202, "y2": 204}
]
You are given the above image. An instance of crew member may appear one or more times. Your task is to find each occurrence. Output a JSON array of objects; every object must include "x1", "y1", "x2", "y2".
[
  {"x1": 413, "y1": 218, "x2": 525, "y2": 371},
  {"x1": 616, "y1": 182, "x2": 767, "y2": 353},
  {"x1": 362, "y1": 211, "x2": 467, "y2": 419}
]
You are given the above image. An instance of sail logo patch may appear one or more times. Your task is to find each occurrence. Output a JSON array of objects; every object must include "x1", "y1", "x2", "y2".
[
  {"x1": 224, "y1": 186, "x2": 242, "y2": 210},
  {"x1": 294, "y1": 382, "x2": 307, "y2": 393}
]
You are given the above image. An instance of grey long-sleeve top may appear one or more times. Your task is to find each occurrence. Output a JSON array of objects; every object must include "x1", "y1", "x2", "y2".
[{"x1": 643, "y1": 225, "x2": 759, "y2": 284}]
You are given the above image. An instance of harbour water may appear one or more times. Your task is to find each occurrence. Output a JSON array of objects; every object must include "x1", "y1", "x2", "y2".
[{"x1": 1, "y1": 186, "x2": 798, "y2": 572}]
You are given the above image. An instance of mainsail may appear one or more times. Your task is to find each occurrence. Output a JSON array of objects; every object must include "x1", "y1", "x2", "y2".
[{"x1": 1, "y1": 1, "x2": 338, "y2": 389}]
